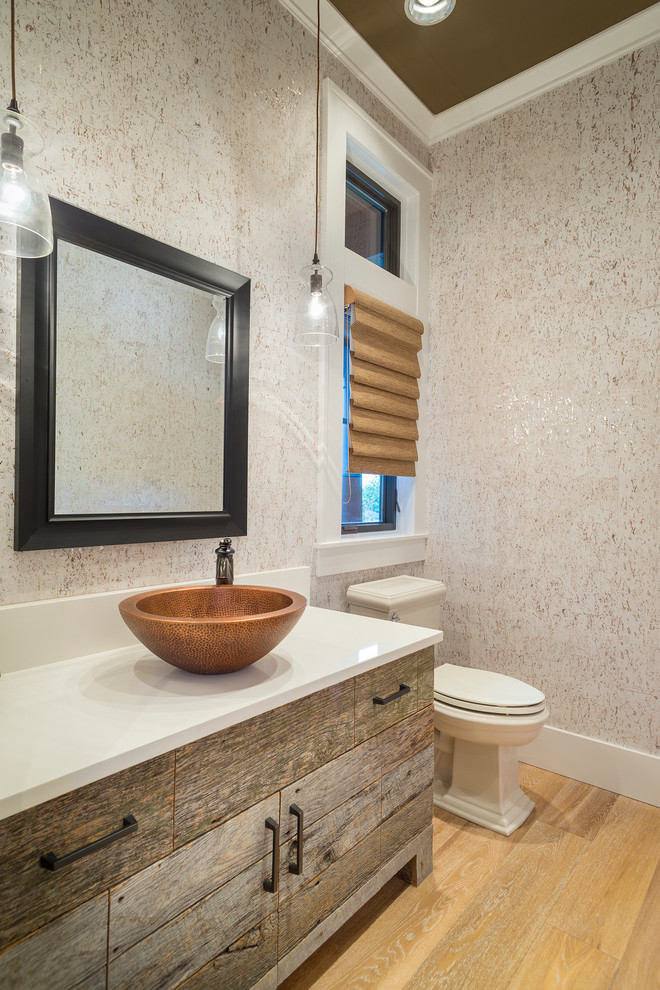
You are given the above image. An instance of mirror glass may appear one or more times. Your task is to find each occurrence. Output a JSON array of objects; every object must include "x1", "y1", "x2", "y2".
[{"x1": 54, "y1": 241, "x2": 225, "y2": 515}]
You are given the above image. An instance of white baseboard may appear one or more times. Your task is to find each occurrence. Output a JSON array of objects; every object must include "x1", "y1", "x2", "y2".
[{"x1": 519, "y1": 725, "x2": 660, "y2": 808}]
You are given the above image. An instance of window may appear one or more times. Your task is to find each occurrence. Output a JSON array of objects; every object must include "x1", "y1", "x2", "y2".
[
  {"x1": 315, "y1": 81, "x2": 431, "y2": 576},
  {"x1": 342, "y1": 168, "x2": 401, "y2": 535},
  {"x1": 345, "y1": 163, "x2": 400, "y2": 276}
]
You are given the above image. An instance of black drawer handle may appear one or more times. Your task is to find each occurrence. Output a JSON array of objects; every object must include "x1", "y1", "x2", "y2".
[
  {"x1": 40, "y1": 814, "x2": 138, "y2": 871},
  {"x1": 373, "y1": 683, "x2": 411, "y2": 706},
  {"x1": 264, "y1": 817, "x2": 280, "y2": 894},
  {"x1": 289, "y1": 804, "x2": 304, "y2": 876}
]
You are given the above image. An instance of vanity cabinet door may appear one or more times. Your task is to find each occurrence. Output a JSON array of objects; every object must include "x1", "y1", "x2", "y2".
[
  {"x1": 278, "y1": 702, "x2": 433, "y2": 854},
  {"x1": 277, "y1": 706, "x2": 434, "y2": 961},
  {"x1": 0, "y1": 892, "x2": 108, "y2": 990},
  {"x1": 381, "y1": 743, "x2": 435, "y2": 862},
  {"x1": 108, "y1": 853, "x2": 278, "y2": 990},
  {"x1": 354, "y1": 646, "x2": 434, "y2": 743},
  {"x1": 108, "y1": 793, "x2": 280, "y2": 990},
  {"x1": 278, "y1": 781, "x2": 382, "y2": 902},
  {"x1": 170, "y1": 913, "x2": 278, "y2": 990},
  {"x1": 0, "y1": 751, "x2": 174, "y2": 953},
  {"x1": 278, "y1": 829, "x2": 384, "y2": 960}
]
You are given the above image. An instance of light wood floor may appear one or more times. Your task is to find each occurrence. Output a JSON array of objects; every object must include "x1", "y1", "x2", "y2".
[{"x1": 280, "y1": 764, "x2": 660, "y2": 990}]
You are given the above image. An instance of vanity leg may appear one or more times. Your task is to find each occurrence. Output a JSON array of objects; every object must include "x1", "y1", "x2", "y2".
[{"x1": 397, "y1": 824, "x2": 434, "y2": 887}]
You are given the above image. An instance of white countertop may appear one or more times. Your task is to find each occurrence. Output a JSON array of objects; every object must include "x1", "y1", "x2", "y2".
[{"x1": 0, "y1": 605, "x2": 441, "y2": 821}]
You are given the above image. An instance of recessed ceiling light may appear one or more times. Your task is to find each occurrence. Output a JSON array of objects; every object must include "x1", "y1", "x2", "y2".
[{"x1": 404, "y1": 0, "x2": 456, "y2": 26}]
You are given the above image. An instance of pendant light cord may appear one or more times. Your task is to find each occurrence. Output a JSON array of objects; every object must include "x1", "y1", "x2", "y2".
[
  {"x1": 9, "y1": 0, "x2": 18, "y2": 109},
  {"x1": 313, "y1": 0, "x2": 320, "y2": 262}
]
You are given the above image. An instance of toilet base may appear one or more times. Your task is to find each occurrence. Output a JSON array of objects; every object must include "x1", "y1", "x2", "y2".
[
  {"x1": 434, "y1": 786, "x2": 534, "y2": 836},
  {"x1": 433, "y1": 735, "x2": 535, "y2": 836}
]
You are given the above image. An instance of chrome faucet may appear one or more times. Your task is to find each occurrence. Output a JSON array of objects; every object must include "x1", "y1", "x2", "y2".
[{"x1": 215, "y1": 538, "x2": 235, "y2": 585}]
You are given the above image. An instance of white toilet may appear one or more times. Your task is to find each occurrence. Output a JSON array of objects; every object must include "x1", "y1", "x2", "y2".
[{"x1": 346, "y1": 575, "x2": 548, "y2": 836}]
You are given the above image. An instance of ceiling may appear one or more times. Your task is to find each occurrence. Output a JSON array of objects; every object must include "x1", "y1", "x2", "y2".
[
  {"x1": 329, "y1": 0, "x2": 659, "y2": 115},
  {"x1": 280, "y1": 0, "x2": 660, "y2": 143}
]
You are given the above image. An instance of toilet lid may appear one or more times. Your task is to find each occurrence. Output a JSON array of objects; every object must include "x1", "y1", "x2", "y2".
[{"x1": 434, "y1": 664, "x2": 546, "y2": 716}]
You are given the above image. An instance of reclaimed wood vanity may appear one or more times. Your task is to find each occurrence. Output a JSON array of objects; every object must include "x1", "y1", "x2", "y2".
[{"x1": 0, "y1": 576, "x2": 441, "y2": 990}]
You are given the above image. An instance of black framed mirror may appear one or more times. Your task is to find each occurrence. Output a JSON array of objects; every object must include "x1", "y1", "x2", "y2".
[{"x1": 15, "y1": 198, "x2": 249, "y2": 550}]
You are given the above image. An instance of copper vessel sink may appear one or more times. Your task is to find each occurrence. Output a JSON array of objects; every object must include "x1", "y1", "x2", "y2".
[{"x1": 119, "y1": 585, "x2": 307, "y2": 675}]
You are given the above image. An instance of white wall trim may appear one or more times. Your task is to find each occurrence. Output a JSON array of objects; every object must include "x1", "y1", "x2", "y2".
[
  {"x1": 279, "y1": 0, "x2": 435, "y2": 146},
  {"x1": 317, "y1": 81, "x2": 430, "y2": 566},
  {"x1": 315, "y1": 533, "x2": 428, "y2": 577},
  {"x1": 429, "y1": 3, "x2": 660, "y2": 142},
  {"x1": 519, "y1": 725, "x2": 660, "y2": 808},
  {"x1": 279, "y1": 0, "x2": 660, "y2": 147}
]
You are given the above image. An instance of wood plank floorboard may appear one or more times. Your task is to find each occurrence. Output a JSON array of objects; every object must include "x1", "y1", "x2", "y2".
[
  {"x1": 400, "y1": 821, "x2": 589, "y2": 990},
  {"x1": 281, "y1": 765, "x2": 659, "y2": 990},
  {"x1": 548, "y1": 795, "x2": 660, "y2": 959},
  {"x1": 507, "y1": 924, "x2": 619, "y2": 990},
  {"x1": 536, "y1": 777, "x2": 618, "y2": 840},
  {"x1": 611, "y1": 859, "x2": 660, "y2": 990}
]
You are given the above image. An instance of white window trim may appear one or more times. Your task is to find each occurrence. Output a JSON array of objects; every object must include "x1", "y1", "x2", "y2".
[{"x1": 315, "y1": 80, "x2": 432, "y2": 577}]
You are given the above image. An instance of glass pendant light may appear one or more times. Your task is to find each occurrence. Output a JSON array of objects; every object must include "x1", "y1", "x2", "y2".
[
  {"x1": 0, "y1": 0, "x2": 53, "y2": 258},
  {"x1": 205, "y1": 295, "x2": 227, "y2": 364},
  {"x1": 293, "y1": 0, "x2": 339, "y2": 347},
  {"x1": 404, "y1": 0, "x2": 456, "y2": 26},
  {"x1": 294, "y1": 256, "x2": 337, "y2": 345}
]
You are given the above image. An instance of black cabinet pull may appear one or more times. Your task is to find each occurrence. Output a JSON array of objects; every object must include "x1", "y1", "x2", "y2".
[
  {"x1": 40, "y1": 814, "x2": 138, "y2": 871},
  {"x1": 289, "y1": 804, "x2": 304, "y2": 876},
  {"x1": 373, "y1": 683, "x2": 411, "y2": 706},
  {"x1": 264, "y1": 817, "x2": 280, "y2": 893}
]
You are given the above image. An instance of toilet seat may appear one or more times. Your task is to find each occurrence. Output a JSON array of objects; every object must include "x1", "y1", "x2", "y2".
[
  {"x1": 434, "y1": 663, "x2": 546, "y2": 716},
  {"x1": 434, "y1": 694, "x2": 546, "y2": 716}
]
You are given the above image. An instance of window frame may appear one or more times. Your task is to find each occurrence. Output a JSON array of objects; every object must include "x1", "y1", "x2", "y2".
[
  {"x1": 345, "y1": 161, "x2": 401, "y2": 277},
  {"x1": 342, "y1": 168, "x2": 400, "y2": 536},
  {"x1": 315, "y1": 80, "x2": 431, "y2": 577}
]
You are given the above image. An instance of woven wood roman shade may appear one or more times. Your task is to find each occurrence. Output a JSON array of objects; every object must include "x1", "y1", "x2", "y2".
[{"x1": 345, "y1": 285, "x2": 423, "y2": 477}]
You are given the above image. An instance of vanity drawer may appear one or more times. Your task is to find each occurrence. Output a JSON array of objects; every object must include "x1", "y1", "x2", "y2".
[
  {"x1": 355, "y1": 650, "x2": 428, "y2": 743},
  {"x1": 0, "y1": 751, "x2": 174, "y2": 951},
  {"x1": 174, "y1": 680, "x2": 355, "y2": 846}
]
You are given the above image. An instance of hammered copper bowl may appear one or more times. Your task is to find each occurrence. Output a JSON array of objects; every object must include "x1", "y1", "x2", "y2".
[{"x1": 118, "y1": 585, "x2": 307, "y2": 675}]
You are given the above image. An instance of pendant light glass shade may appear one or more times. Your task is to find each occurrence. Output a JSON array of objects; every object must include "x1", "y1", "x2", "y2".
[
  {"x1": 0, "y1": 108, "x2": 53, "y2": 258},
  {"x1": 293, "y1": 259, "x2": 339, "y2": 347},
  {"x1": 404, "y1": 0, "x2": 456, "y2": 25},
  {"x1": 205, "y1": 295, "x2": 227, "y2": 364}
]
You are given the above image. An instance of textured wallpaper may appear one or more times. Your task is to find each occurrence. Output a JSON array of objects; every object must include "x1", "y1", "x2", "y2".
[
  {"x1": 0, "y1": 0, "x2": 427, "y2": 607},
  {"x1": 426, "y1": 44, "x2": 659, "y2": 755}
]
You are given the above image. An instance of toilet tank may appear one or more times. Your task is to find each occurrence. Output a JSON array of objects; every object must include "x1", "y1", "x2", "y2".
[{"x1": 346, "y1": 575, "x2": 447, "y2": 629}]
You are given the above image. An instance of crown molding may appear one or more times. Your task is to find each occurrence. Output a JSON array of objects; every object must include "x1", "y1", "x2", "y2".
[
  {"x1": 429, "y1": 3, "x2": 660, "y2": 142},
  {"x1": 279, "y1": 0, "x2": 660, "y2": 147},
  {"x1": 279, "y1": 0, "x2": 435, "y2": 146}
]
